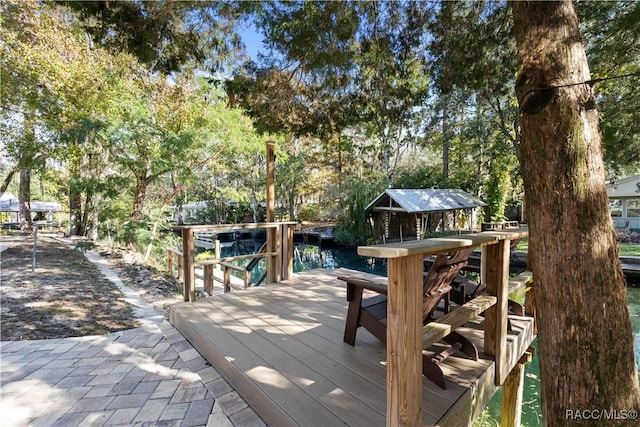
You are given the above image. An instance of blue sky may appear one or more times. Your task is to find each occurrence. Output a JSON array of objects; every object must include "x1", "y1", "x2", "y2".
[{"x1": 240, "y1": 22, "x2": 265, "y2": 61}]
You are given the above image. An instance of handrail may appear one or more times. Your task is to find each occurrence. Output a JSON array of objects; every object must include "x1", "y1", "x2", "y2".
[
  {"x1": 357, "y1": 228, "x2": 528, "y2": 258},
  {"x1": 170, "y1": 222, "x2": 296, "y2": 301},
  {"x1": 172, "y1": 221, "x2": 296, "y2": 231},
  {"x1": 245, "y1": 241, "x2": 268, "y2": 272},
  {"x1": 195, "y1": 251, "x2": 276, "y2": 265}
]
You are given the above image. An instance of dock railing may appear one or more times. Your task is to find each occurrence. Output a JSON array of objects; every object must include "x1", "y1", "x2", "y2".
[
  {"x1": 357, "y1": 227, "x2": 532, "y2": 427},
  {"x1": 169, "y1": 222, "x2": 297, "y2": 301}
]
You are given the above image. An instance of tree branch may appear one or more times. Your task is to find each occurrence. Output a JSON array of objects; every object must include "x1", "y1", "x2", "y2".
[{"x1": 1, "y1": 168, "x2": 17, "y2": 196}]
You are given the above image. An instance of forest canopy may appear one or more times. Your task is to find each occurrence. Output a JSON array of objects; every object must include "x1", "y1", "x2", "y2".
[{"x1": 1, "y1": 0, "x2": 638, "y2": 246}]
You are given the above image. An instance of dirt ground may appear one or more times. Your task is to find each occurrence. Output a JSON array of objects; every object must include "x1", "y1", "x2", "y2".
[{"x1": 0, "y1": 235, "x2": 183, "y2": 341}]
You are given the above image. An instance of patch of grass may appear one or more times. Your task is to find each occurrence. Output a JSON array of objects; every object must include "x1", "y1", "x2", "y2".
[
  {"x1": 619, "y1": 243, "x2": 640, "y2": 257},
  {"x1": 515, "y1": 238, "x2": 528, "y2": 252},
  {"x1": 472, "y1": 409, "x2": 499, "y2": 427},
  {"x1": 514, "y1": 238, "x2": 639, "y2": 257}
]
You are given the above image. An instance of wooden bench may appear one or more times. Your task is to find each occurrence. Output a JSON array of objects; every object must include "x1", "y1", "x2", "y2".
[
  {"x1": 341, "y1": 270, "x2": 533, "y2": 352},
  {"x1": 422, "y1": 295, "x2": 497, "y2": 348}
]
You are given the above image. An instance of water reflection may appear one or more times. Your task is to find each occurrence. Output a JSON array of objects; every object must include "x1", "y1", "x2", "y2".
[{"x1": 211, "y1": 241, "x2": 388, "y2": 283}]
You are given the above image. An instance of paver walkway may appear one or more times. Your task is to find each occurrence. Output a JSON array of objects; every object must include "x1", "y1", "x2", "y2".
[{"x1": 0, "y1": 245, "x2": 264, "y2": 427}]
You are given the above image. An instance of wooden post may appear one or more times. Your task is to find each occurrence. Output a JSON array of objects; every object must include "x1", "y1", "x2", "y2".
[
  {"x1": 215, "y1": 239, "x2": 221, "y2": 270},
  {"x1": 177, "y1": 253, "x2": 183, "y2": 282},
  {"x1": 204, "y1": 264, "x2": 214, "y2": 295},
  {"x1": 484, "y1": 239, "x2": 510, "y2": 385},
  {"x1": 182, "y1": 228, "x2": 195, "y2": 302},
  {"x1": 266, "y1": 141, "x2": 277, "y2": 284},
  {"x1": 500, "y1": 352, "x2": 533, "y2": 427},
  {"x1": 167, "y1": 249, "x2": 173, "y2": 275},
  {"x1": 386, "y1": 254, "x2": 423, "y2": 427},
  {"x1": 244, "y1": 270, "x2": 251, "y2": 288},
  {"x1": 275, "y1": 224, "x2": 282, "y2": 283},
  {"x1": 524, "y1": 236, "x2": 537, "y2": 334},
  {"x1": 525, "y1": 281, "x2": 537, "y2": 335},
  {"x1": 281, "y1": 223, "x2": 294, "y2": 280},
  {"x1": 32, "y1": 223, "x2": 38, "y2": 272},
  {"x1": 224, "y1": 266, "x2": 231, "y2": 293}
]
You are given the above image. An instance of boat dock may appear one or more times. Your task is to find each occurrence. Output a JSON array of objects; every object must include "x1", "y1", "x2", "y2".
[
  {"x1": 170, "y1": 267, "x2": 535, "y2": 426},
  {"x1": 169, "y1": 224, "x2": 535, "y2": 425}
]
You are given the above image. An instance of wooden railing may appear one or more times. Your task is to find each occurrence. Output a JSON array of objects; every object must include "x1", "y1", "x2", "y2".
[
  {"x1": 196, "y1": 242, "x2": 273, "y2": 293},
  {"x1": 167, "y1": 248, "x2": 184, "y2": 283},
  {"x1": 357, "y1": 228, "x2": 532, "y2": 427},
  {"x1": 170, "y1": 222, "x2": 296, "y2": 301}
]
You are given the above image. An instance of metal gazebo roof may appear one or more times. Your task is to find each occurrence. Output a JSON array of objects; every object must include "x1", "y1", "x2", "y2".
[
  {"x1": 0, "y1": 193, "x2": 61, "y2": 212},
  {"x1": 366, "y1": 189, "x2": 486, "y2": 214}
]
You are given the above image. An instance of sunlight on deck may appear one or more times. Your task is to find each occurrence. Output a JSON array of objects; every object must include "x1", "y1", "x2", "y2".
[
  {"x1": 170, "y1": 268, "x2": 535, "y2": 426},
  {"x1": 246, "y1": 366, "x2": 292, "y2": 389}
]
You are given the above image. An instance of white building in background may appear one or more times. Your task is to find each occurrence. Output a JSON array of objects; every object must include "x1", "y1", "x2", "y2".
[
  {"x1": 0, "y1": 192, "x2": 61, "y2": 216},
  {"x1": 606, "y1": 175, "x2": 640, "y2": 231}
]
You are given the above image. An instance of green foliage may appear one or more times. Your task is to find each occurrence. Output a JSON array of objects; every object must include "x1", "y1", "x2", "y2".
[
  {"x1": 472, "y1": 409, "x2": 499, "y2": 427},
  {"x1": 576, "y1": 1, "x2": 640, "y2": 174},
  {"x1": 335, "y1": 175, "x2": 386, "y2": 246},
  {"x1": 73, "y1": 241, "x2": 96, "y2": 253},
  {"x1": 392, "y1": 162, "x2": 480, "y2": 196},
  {"x1": 297, "y1": 204, "x2": 321, "y2": 221},
  {"x1": 486, "y1": 160, "x2": 511, "y2": 221},
  {"x1": 3, "y1": 0, "x2": 638, "y2": 265},
  {"x1": 195, "y1": 250, "x2": 217, "y2": 261},
  {"x1": 64, "y1": 1, "x2": 241, "y2": 74}
]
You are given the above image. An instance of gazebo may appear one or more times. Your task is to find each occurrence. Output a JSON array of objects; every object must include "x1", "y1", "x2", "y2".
[
  {"x1": 606, "y1": 174, "x2": 640, "y2": 231},
  {"x1": 0, "y1": 192, "x2": 61, "y2": 220},
  {"x1": 367, "y1": 188, "x2": 487, "y2": 243}
]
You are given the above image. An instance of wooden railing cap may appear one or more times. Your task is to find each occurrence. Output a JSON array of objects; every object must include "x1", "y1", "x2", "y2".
[
  {"x1": 357, "y1": 228, "x2": 528, "y2": 259},
  {"x1": 172, "y1": 221, "x2": 297, "y2": 231}
]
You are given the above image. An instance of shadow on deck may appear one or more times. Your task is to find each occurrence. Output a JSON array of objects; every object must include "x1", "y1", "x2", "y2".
[{"x1": 170, "y1": 268, "x2": 535, "y2": 426}]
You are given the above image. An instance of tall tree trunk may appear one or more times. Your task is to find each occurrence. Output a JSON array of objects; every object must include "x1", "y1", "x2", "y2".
[
  {"x1": 442, "y1": 94, "x2": 450, "y2": 180},
  {"x1": 19, "y1": 169, "x2": 32, "y2": 233},
  {"x1": 127, "y1": 175, "x2": 148, "y2": 245},
  {"x1": 19, "y1": 107, "x2": 36, "y2": 234},
  {"x1": 88, "y1": 193, "x2": 100, "y2": 242},
  {"x1": 69, "y1": 185, "x2": 83, "y2": 236},
  {"x1": 82, "y1": 192, "x2": 94, "y2": 237},
  {"x1": 512, "y1": 1, "x2": 640, "y2": 425},
  {"x1": 131, "y1": 174, "x2": 148, "y2": 223},
  {"x1": 288, "y1": 188, "x2": 296, "y2": 220}
]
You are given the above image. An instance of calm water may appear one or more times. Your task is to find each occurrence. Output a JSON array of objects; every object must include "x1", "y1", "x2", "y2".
[
  {"x1": 212, "y1": 240, "x2": 389, "y2": 281},
  {"x1": 217, "y1": 241, "x2": 640, "y2": 426}
]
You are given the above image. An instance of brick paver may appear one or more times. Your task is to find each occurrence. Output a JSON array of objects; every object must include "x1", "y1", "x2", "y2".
[
  {"x1": 1, "y1": 246, "x2": 265, "y2": 427},
  {"x1": 1, "y1": 321, "x2": 265, "y2": 426}
]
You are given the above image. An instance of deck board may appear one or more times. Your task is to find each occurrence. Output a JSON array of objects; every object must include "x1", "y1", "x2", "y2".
[{"x1": 170, "y1": 268, "x2": 535, "y2": 426}]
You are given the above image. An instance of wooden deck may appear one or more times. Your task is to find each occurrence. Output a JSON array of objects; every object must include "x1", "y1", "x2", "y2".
[{"x1": 170, "y1": 268, "x2": 535, "y2": 426}]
